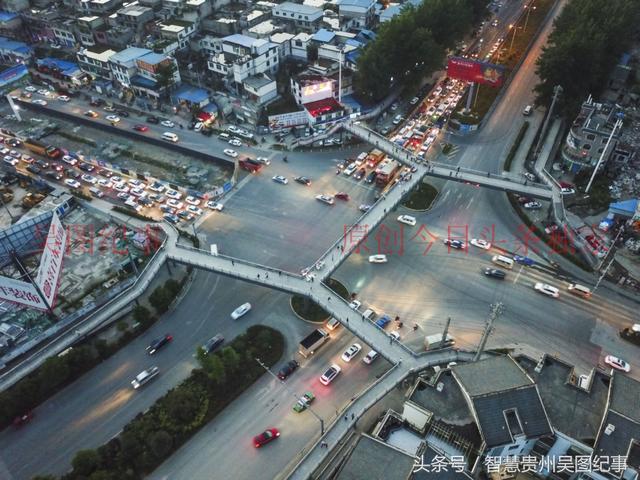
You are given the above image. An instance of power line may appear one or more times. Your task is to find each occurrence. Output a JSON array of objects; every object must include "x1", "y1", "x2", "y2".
[{"x1": 474, "y1": 302, "x2": 503, "y2": 361}]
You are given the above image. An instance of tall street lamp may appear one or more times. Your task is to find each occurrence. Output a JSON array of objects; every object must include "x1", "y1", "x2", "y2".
[
  {"x1": 524, "y1": 2, "x2": 537, "y2": 31},
  {"x1": 508, "y1": 24, "x2": 519, "y2": 54}
]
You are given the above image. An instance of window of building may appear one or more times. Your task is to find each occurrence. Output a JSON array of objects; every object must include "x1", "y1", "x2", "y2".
[
  {"x1": 598, "y1": 147, "x2": 604, "y2": 154},
  {"x1": 582, "y1": 144, "x2": 591, "y2": 150},
  {"x1": 503, "y1": 409, "x2": 524, "y2": 438},
  {"x1": 585, "y1": 134, "x2": 595, "y2": 141},
  {"x1": 601, "y1": 137, "x2": 609, "y2": 144}
]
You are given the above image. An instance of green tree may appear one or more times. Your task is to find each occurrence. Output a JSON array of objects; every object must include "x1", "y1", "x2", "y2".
[
  {"x1": 197, "y1": 349, "x2": 227, "y2": 384},
  {"x1": 146, "y1": 430, "x2": 173, "y2": 459},
  {"x1": 72, "y1": 449, "x2": 101, "y2": 477},
  {"x1": 164, "y1": 279, "x2": 181, "y2": 298},
  {"x1": 148, "y1": 286, "x2": 171, "y2": 314},
  {"x1": 133, "y1": 304, "x2": 153, "y2": 327},
  {"x1": 221, "y1": 346, "x2": 241, "y2": 373},
  {"x1": 155, "y1": 61, "x2": 178, "y2": 99},
  {"x1": 36, "y1": 356, "x2": 70, "y2": 396}
]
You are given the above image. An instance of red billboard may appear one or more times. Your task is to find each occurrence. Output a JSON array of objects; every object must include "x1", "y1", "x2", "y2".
[{"x1": 447, "y1": 57, "x2": 505, "y2": 87}]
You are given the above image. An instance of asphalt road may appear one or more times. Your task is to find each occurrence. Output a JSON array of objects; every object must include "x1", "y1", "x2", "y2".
[{"x1": 0, "y1": 267, "x2": 388, "y2": 479}]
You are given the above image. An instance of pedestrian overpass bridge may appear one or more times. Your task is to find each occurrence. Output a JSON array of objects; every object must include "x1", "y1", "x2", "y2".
[{"x1": 342, "y1": 121, "x2": 554, "y2": 200}]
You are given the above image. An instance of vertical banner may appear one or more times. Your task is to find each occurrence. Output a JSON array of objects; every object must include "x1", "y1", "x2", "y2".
[{"x1": 36, "y1": 212, "x2": 67, "y2": 308}]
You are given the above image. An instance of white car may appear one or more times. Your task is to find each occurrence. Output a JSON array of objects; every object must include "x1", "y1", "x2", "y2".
[
  {"x1": 206, "y1": 200, "x2": 224, "y2": 211},
  {"x1": 255, "y1": 157, "x2": 271, "y2": 165},
  {"x1": 316, "y1": 194, "x2": 335, "y2": 205},
  {"x1": 524, "y1": 201, "x2": 542, "y2": 209},
  {"x1": 165, "y1": 189, "x2": 181, "y2": 200},
  {"x1": 604, "y1": 355, "x2": 631, "y2": 373},
  {"x1": 348, "y1": 300, "x2": 362, "y2": 310},
  {"x1": 272, "y1": 175, "x2": 288, "y2": 184},
  {"x1": 25, "y1": 86, "x2": 37, "y2": 92},
  {"x1": 113, "y1": 183, "x2": 129, "y2": 193},
  {"x1": 561, "y1": 187, "x2": 575, "y2": 195},
  {"x1": 363, "y1": 350, "x2": 379, "y2": 364},
  {"x1": 32, "y1": 99, "x2": 48, "y2": 106},
  {"x1": 397, "y1": 215, "x2": 417, "y2": 226},
  {"x1": 185, "y1": 196, "x2": 201, "y2": 206},
  {"x1": 341, "y1": 343, "x2": 363, "y2": 362},
  {"x1": 161, "y1": 120, "x2": 174, "y2": 128},
  {"x1": 98, "y1": 179, "x2": 112, "y2": 188},
  {"x1": 62, "y1": 155, "x2": 77, "y2": 166},
  {"x1": 369, "y1": 254, "x2": 388, "y2": 263},
  {"x1": 57, "y1": 95, "x2": 70, "y2": 102},
  {"x1": 343, "y1": 162, "x2": 357, "y2": 176},
  {"x1": 227, "y1": 125, "x2": 240, "y2": 133},
  {"x1": 130, "y1": 187, "x2": 146, "y2": 197},
  {"x1": 534, "y1": 283, "x2": 560, "y2": 298},
  {"x1": 166, "y1": 199, "x2": 183, "y2": 209},
  {"x1": 359, "y1": 204, "x2": 372, "y2": 212},
  {"x1": 37, "y1": 89, "x2": 50, "y2": 96},
  {"x1": 65, "y1": 178, "x2": 81, "y2": 189},
  {"x1": 81, "y1": 174, "x2": 97, "y2": 184},
  {"x1": 3, "y1": 156, "x2": 18, "y2": 166},
  {"x1": 389, "y1": 330, "x2": 401, "y2": 341},
  {"x1": 228, "y1": 138, "x2": 242, "y2": 147},
  {"x1": 470, "y1": 238, "x2": 491, "y2": 250},
  {"x1": 187, "y1": 205, "x2": 203, "y2": 216},
  {"x1": 224, "y1": 149, "x2": 238, "y2": 158},
  {"x1": 149, "y1": 182, "x2": 166, "y2": 193},
  {"x1": 193, "y1": 122, "x2": 203, "y2": 132},
  {"x1": 319, "y1": 364, "x2": 341, "y2": 385},
  {"x1": 106, "y1": 115, "x2": 120, "y2": 123},
  {"x1": 231, "y1": 302, "x2": 252, "y2": 320},
  {"x1": 131, "y1": 366, "x2": 159, "y2": 389}
]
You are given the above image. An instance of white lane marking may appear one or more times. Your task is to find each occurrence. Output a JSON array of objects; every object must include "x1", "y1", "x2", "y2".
[{"x1": 513, "y1": 265, "x2": 523, "y2": 284}]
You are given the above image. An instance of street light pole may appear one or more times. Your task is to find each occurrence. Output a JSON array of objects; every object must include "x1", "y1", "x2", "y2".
[
  {"x1": 509, "y1": 25, "x2": 518, "y2": 53},
  {"x1": 523, "y1": 2, "x2": 536, "y2": 31},
  {"x1": 255, "y1": 358, "x2": 324, "y2": 434}
]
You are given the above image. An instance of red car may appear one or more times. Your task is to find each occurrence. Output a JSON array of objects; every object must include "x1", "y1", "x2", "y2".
[
  {"x1": 254, "y1": 428, "x2": 280, "y2": 448},
  {"x1": 239, "y1": 160, "x2": 262, "y2": 173},
  {"x1": 133, "y1": 124, "x2": 149, "y2": 132},
  {"x1": 13, "y1": 411, "x2": 33, "y2": 427},
  {"x1": 335, "y1": 192, "x2": 350, "y2": 201}
]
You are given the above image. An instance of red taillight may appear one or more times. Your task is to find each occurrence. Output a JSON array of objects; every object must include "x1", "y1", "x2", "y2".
[{"x1": 255, "y1": 443, "x2": 260, "y2": 448}]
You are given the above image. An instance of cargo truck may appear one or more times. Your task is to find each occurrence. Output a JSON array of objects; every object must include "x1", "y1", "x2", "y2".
[
  {"x1": 298, "y1": 328, "x2": 329, "y2": 358},
  {"x1": 24, "y1": 138, "x2": 62, "y2": 159},
  {"x1": 424, "y1": 333, "x2": 455, "y2": 351}
]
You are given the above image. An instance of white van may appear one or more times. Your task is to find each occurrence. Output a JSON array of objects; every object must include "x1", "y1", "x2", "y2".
[
  {"x1": 89, "y1": 187, "x2": 104, "y2": 198},
  {"x1": 567, "y1": 283, "x2": 592, "y2": 299},
  {"x1": 362, "y1": 308, "x2": 376, "y2": 320},
  {"x1": 162, "y1": 132, "x2": 179, "y2": 143},
  {"x1": 491, "y1": 255, "x2": 514, "y2": 269},
  {"x1": 210, "y1": 244, "x2": 219, "y2": 256},
  {"x1": 326, "y1": 317, "x2": 341, "y2": 331}
]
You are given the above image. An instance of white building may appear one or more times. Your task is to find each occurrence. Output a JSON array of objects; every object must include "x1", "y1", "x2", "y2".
[
  {"x1": 272, "y1": 2, "x2": 323, "y2": 31},
  {"x1": 76, "y1": 47, "x2": 117, "y2": 81},
  {"x1": 337, "y1": 0, "x2": 376, "y2": 30},
  {"x1": 290, "y1": 32, "x2": 311, "y2": 60}
]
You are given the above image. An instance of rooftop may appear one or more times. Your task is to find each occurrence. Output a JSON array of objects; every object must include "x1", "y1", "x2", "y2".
[
  {"x1": 409, "y1": 375, "x2": 475, "y2": 425},
  {"x1": 270, "y1": 32, "x2": 294, "y2": 43},
  {"x1": 223, "y1": 33, "x2": 267, "y2": 49},
  {"x1": 338, "y1": 0, "x2": 375, "y2": 7},
  {"x1": 109, "y1": 46, "x2": 151, "y2": 64},
  {"x1": 0, "y1": 11, "x2": 19, "y2": 22},
  {"x1": 517, "y1": 355, "x2": 609, "y2": 442},
  {"x1": 335, "y1": 434, "x2": 416, "y2": 480},
  {"x1": 609, "y1": 370, "x2": 640, "y2": 423},
  {"x1": 414, "y1": 445, "x2": 474, "y2": 480},
  {"x1": 303, "y1": 96, "x2": 344, "y2": 117},
  {"x1": 453, "y1": 355, "x2": 533, "y2": 397},
  {"x1": 79, "y1": 47, "x2": 117, "y2": 63},
  {"x1": 117, "y1": 4, "x2": 152, "y2": 16},
  {"x1": 137, "y1": 52, "x2": 167, "y2": 65},
  {"x1": 0, "y1": 37, "x2": 31, "y2": 55},
  {"x1": 312, "y1": 28, "x2": 335, "y2": 43},
  {"x1": 243, "y1": 74, "x2": 274, "y2": 89},
  {"x1": 273, "y1": 1, "x2": 322, "y2": 15}
]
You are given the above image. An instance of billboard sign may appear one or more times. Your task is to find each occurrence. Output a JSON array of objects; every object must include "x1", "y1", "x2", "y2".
[
  {"x1": 268, "y1": 111, "x2": 309, "y2": 131},
  {"x1": 36, "y1": 211, "x2": 67, "y2": 308},
  {"x1": 0, "y1": 276, "x2": 46, "y2": 310},
  {"x1": 301, "y1": 80, "x2": 334, "y2": 104},
  {"x1": 447, "y1": 57, "x2": 505, "y2": 87}
]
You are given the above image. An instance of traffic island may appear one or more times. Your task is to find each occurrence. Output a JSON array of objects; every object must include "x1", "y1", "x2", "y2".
[
  {"x1": 56, "y1": 325, "x2": 284, "y2": 480},
  {"x1": 402, "y1": 182, "x2": 438, "y2": 211},
  {"x1": 290, "y1": 277, "x2": 350, "y2": 323}
]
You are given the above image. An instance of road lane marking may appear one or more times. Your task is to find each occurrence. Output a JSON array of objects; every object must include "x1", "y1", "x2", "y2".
[{"x1": 513, "y1": 266, "x2": 523, "y2": 284}]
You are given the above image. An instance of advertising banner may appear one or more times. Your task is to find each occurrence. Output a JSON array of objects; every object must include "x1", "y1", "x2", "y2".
[
  {"x1": 36, "y1": 211, "x2": 67, "y2": 308},
  {"x1": 447, "y1": 57, "x2": 505, "y2": 87},
  {"x1": 268, "y1": 111, "x2": 309, "y2": 131},
  {"x1": 0, "y1": 276, "x2": 46, "y2": 310}
]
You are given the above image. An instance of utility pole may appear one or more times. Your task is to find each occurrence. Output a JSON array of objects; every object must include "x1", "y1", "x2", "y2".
[
  {"x1": 256, "y1": 358, "x2": 324, "y2": 434},
  {"x1": 533, "y1": 85, "x2": 563, "y2": 161},
  {"x1": 474, "y1": 303, "x2": 503, "y2": 361}
]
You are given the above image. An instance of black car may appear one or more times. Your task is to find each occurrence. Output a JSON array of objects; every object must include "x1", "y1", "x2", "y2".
[
  {"x1": 147, "y1": 334, "x2": 173, "y2": 355},
  {"x1": 202, "y1": 334, "x2": 224, "y2": 354},
  {"x1": 65, "y1": 169, "x2": 80, "y2": 179},
  {"x1": 483, "y1": 267, "x2": 506, "y2": 279},
  {"x1": 245, "y1": 158, "x2": 261, "y2": 166},
  {"x1": 277, "y1": 360, "x2": 299, "y2": 380},
  {"x1": 98, "y1": 169, "x2": 112, "y2": 178},
  {"x1": 78, "y1": 162, "x2": 94, "y2": 172},
  {"x1": 45, "y1": 170, "x2": 63, "y2": 181},
  {"x1": 35, "y1": 159, "x2": 49, "y2": 169},
  {"x1": 116, "y1": 110, "x2": 129, "y2": 117},
  {"x1": 365, "y1": 171, "x2": 377, "y2": 183},
  {"x1": 89, "y1": 98, "x2": 103, "y2": 107},
  {"x1": 2, "y1": 174, "x2": 18, "y2": 185},
  {"x1": 294, "y1": 176, "x2": 311, "y2": 186},
  {"x1": 146, "y1": 116, "x2": 160, "y2": 124},
  {"x1": 26, "y1": 165, "x2": 41, "y2": 175},
  {"x1": 138, "y1": 197, "x2": 153, "y2": 207},
  {"x1": 354, "y1": 168, "x2": 366, "y2": 180}
]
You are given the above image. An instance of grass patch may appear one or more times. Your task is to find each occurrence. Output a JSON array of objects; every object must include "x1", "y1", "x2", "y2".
[
  {"x1": 503, "y1": 121, "x2": 530, "y2": 172},
  {"x1": 291, "y1": 278, "x2": 349, "y2": 322},
  {"x1": 403, "y1": 182, "x2": 438, "y2": 210},
  {"x1": 57, "y1": 131, "x2": 98, "y2": 147}
]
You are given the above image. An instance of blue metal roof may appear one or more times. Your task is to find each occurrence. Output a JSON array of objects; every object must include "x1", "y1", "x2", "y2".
[
  {"x1": 109, "y1": 47, "x2": 151, "y2": 64},
  {"x1": 36, "y1": 57, "x2": 80, "y2": 76},
  {"x1": 0, "y1": 11, "x2": 18, "y2": 22},
  {"x1": 138, "y1": 52, "x2": 166, "y2": 65},
  {"x1": 223, "y1": 34, "x2": 263, "y2": 49},
  {"x1": 312, "y1": 29, "x2": 335, "y2": 43},
  {"x1": 0, "y1": 36, "x2": 32, "y2": 55},
  {"x1": 609, "y1": 198, "x2": 638, "y2": 217},
  {"x1": 338, "y1": 0, "x2": 374, "y2": 8},
  {"x1": 173, "y1": 84, "x2": 209, "y2": 104},
  {"x1": 130, "y1": 74, "x2": 157, "y2": 89}
]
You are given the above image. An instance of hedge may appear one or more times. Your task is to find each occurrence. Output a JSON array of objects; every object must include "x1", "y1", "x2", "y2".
[{"x1": 503, "y1": 121, "x2": 529, "y2": 172}]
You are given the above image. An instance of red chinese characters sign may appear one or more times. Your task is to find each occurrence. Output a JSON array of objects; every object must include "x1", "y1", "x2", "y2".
[
  {"x1": 0, "y1": 276, "x2": 46, "y2": 310},
  {"x1": 447, "y1": 57, "x2": 505, "y2": 87},
  {"x1": 36, "y1": 212, "x2": 67, "y2": 309}
]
